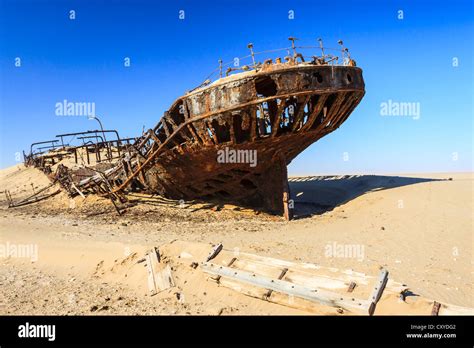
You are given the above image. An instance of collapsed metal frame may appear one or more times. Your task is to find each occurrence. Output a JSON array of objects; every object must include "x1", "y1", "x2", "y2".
[
  {"x1": 23, "y1": 140, "x2": 73, "y2": 171},
  {"x1": 4, "y1": 183, "x2": 60, "y2": 208},
  {"x1": 55, "y1": 130, "x2": 132, "y2": 164}
]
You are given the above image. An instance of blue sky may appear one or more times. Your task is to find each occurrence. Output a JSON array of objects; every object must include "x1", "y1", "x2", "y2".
[{"x1": 0, "y1": 0, "x2": 472, "y2": 174}]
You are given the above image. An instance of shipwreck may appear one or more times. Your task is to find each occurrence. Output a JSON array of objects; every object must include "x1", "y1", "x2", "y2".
[{"x1": 18, "y1": 38, "x2": 365, "y2": 219}]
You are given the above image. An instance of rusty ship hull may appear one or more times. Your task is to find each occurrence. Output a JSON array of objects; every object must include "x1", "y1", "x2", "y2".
[
  {"x1": 21, "y1": 42, "x2": 366, "y2": 219},
  {"x1": 115, "y1": 63, "x2": 365, "y2": 216}
]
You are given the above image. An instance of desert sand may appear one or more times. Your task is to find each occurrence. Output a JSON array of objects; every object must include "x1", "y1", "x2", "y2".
[{"x1": 0, "y1": 164, "x2": 472, "y2": 315}]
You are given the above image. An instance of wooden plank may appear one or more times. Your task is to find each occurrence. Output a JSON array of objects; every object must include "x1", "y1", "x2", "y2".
[
  {"x1": 70, "y1": 183, "x2": 85, "y2": 198},
  {"x1": 203, "y1": 248, "x2": 473, "y2": 315},
  {"x1": 201, "y1": 262, "x2": 371, "y2": 314},
  {"x1": 230, "y1": 251, "x2": 406, "y2": 294},
  {"x1": 281, "y1": 156, "x2": 293, "y2": 221},
  {"x1": 227, "y1": 258, "x2": 361, "y2": 296},
  {"x1": 264, "y1": 268, "x2": 288, "y2": 299},
  {"x1": 146, "y1": 248, "x2": 174, "y2": 295},
  {"x1": 369, "y1": 269, "x2": 388, "y2": 304},
  {"x1": 145, "y1": 253, "x2": 157, "y2": 295},
  {"x1": 368, "y1": 269, "x2": 389, "y2": 315},
  {"x1": 206, "y1": 243, "x2": 223, "y2": 262},
  {"x1": 232, "y1": 252, "x2": 360, "y2": 281},
  {"x1": 213, "y1": 257, "x2": 237, "y2": 282},
  {"x1": 431, "y1": 301, "x2": 441, "y2": 316},
  {"x1": 154, "y1": 264, "x2": 175, "y2": 291},
  {"x1": 217, "y1": 276, "x2": 339, "y2": 314},
  {"x1": 283, "y1": 271, "x2": 352, "y2": 291}
]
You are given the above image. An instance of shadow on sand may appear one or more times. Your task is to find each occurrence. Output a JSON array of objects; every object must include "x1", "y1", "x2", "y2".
[{"x1": 289, "y1": 174, "x2": 445, "y2": 219}]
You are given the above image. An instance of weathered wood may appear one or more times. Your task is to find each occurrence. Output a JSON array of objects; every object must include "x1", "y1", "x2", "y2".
[
  {"x1": 70, "y1": 183, "x2": 85, "y2": 198},
  {"x1": 229, "y1": 251, "x2": 406, "y2": 294},
  {"x1": 201, "y1": 262, "x2": 371, "y2": 314},
  {"x1": 145, "y1": 248, "x2": 174, "y2": 295},
  {"x1": 264, "y1": 267, "x2": 288, "y2": 299},
  {"x1": 213, "y1": 257, "x2": 237, "y2": 282},
  {"x1": 206, "y1": 243, "x2": 223, "y2": 262},
  {"x1": 201, "y1": 247, "x2": 473, "y2": 315},
  {"x1": 368, "y1": 269, "x2": 389, "y2": 315},
  {"x1": 280, "y1": 156, "x2": 292, "y2": 221},
  {"x1": 218, "y1": 276, "x2": 326, "y2": 314},
  {"x1": 154, "y1": 264, "x2": 175, "y2": 291},
  {"x1": 431, "y1": 301, "x2": 441, "y2": 316},
  {"x1": 227, "y1": 257, "x2": 363, "y2": 297},
  {"x1": 145, "y1": 253, "x2": 157, "y2": 295}
]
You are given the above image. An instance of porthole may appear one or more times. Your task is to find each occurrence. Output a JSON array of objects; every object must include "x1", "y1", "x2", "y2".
[{"x1": 313, "y1": 72, "x2": 323, "y2": 84}]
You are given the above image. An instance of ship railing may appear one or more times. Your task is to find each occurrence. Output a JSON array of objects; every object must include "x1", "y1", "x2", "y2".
[{"x1": 195, "y1": 39, "x2": 356, "y2": 90}]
